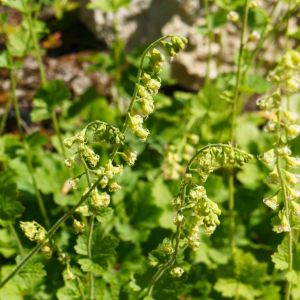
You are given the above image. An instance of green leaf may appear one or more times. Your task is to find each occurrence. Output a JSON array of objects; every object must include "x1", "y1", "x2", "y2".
[
  {"x1": 240, "y1": 74, "x2": 272, "y2": 94},
  {"x1": 214, "y1": 278, "x2": 260, "y2": 300},
  {"x1": 0, "y1": 228, "x2": 18, "y2": 258},
  {"x1": 0, "y1": 171, "x2": 24, "y2": 221},
  {"x1": 78, "y1": 258, "x2": 103, "y2": 276},
  {"x1": 4, "y1": 0, "x2": 26, "y2": 12},
  {"x1": 91, "y1": 226, "x2": 119, "y2": 268},
  {"x1": 57, "y1": 281, "x2": 82, "y2": 300},
  {"x1": 74, "y1": 235, "x2": 88, "y2": 256},
  {"x1": 271, "y1": 237, "x2": 289, "y2": 271},
  {"x1": 0, "y1": 51, "x2": 10, "y2": 69}
]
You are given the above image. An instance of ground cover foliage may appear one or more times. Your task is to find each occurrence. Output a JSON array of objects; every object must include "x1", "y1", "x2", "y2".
[{"x1": 0, "y1": 0, "x2": 300, "y2": 299}]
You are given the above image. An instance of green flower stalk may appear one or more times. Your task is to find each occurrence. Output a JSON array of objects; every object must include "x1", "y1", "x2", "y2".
[{"x1": 258, "y1": 49, "x2": 300, "y2": 300}]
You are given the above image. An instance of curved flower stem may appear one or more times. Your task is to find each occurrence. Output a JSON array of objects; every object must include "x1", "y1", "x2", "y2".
[
  {"x1": 228, "y1": 0, "x2": 249, "y2": 254},
  {"x1": 110, "y1": 35, "x2": 173, "y2": 160}
]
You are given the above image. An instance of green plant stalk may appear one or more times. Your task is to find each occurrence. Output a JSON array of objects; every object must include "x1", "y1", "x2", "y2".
[
  {"x1": 9, "y1": 224, "x2": 24, "y2": 256},
  {"x1": 276, "y1": 155, "x2": 293, "y2": 300},
  {"x1": 275, "y1": 107, "x2": 293, "y2": 300},
  {"x1": 0, "y1": 35, "x2": 174, "y2": 289},
  {"x1": 21, "y1": 0, "x2": 66, "y2": 157},
  {"x1": 26, "y1": 147, "x2": 50, "y2": 228},
  {"x1": 204, "y1": 0, "x2": 213, "y2": 84},
  {"x1": 228, "y1": 0, "x2": 249, "y2": 253},
  {"x1": 79, "y1": 152, "x2": 95, "y2": 300},
  {"x1": 88, "y1": 215, "x2": 95, "y2": 300},
  {"x1": 110, "y1": 35, "x2": 172, "y2": 160},
  {"x1": 242, "y1": 2, "x2": 279, "y2": 78}
]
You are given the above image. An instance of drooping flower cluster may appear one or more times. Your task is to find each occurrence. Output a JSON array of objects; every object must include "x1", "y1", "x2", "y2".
[
  {"x1": 172, "y1": 145, "x2": 252, "y2": 251},
  {"x1": 128, "y1": 36, "x2": 187, "y2": 142},
  {"x1": 190, "y1": 144, "x2": 253, "y2": 182},
  {"x1": 258, "y1": 49, "x2": 300, "y2": 234},
  {"x1": 20, "y1": 221, "x2": 52, "y2": 257}
]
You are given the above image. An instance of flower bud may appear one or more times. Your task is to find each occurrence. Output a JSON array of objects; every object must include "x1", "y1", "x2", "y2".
[
  {"x1": 73, "y1": 219, "x2": 85, "y2": 233},
  {"x1": 76, "y1": 205, "x2": 90, "y2": 216},
  {"x1": 286, "y1": 124, "x2": 300, "y2": 140},
  {"x1": 41, "y1": 245, "x2": 52, "y2": 258},
  {"x1": 91, "y1": 190, "x2": 110, "y2": 208},
  {"x1": 100, "y1": 176, "x2": 109, "y2": 188},
  {"x1": 265, "y1": 169, "x2": 280, "y2": 185},
  {"x1": 173, "y1": 213, "x2": 184, "y2": 225},
  {"x1": 249, "y1": 0, "x2": 259, "y2": 8},
  {"x1": 170, "y1": 267, "x2": 184, "y2": 278},
  {"x1": 162, "y1": 240, "x2": 174, "y2": 255},
  {"x1": 259, "y1": 149, "x2": 276, "y2": 166},
  {"x1": 20, "y1": 221, "x2": 47, "y2": 243},
  {"x1": 121, "y1": 150, "x2": 137, "y2": 166},
  {"x1": 273, "y1": 213, "x2": 290, "y2": 233},
  {"x1": 227, "y1": 11, "x2": 239, "y2": 23},
  {"x1": 69, "y1": 178, "x2": 79, "y2": 190},
  {"x1": 263, "y1": 194, "x2": 279, "y2": 210},
  {"x1": 248, "y1": 31, "x2": 260, "y2": 42},
  {"x1": 109, "y1": 181, "x2": 121, "y2": 193},
  {"x1": 285, "y1": 156, "x2": 300, "y2": 168},
  {"x1": 291, "y1": 201, "x2": 300, "y2": 216}
]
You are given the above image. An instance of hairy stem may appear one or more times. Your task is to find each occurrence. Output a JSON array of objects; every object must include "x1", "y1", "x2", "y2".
[
  {"x1": 79, "y1": 153, "x2": 95, "y2": 300},
  {"x1": 88, "y1": 215, "x2": 95, "y2": 300},
  {"x1": 228, "y1": 0, "x2": 249, "y2": 254}
]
